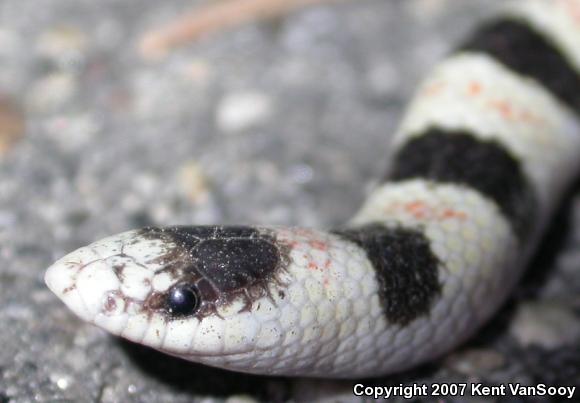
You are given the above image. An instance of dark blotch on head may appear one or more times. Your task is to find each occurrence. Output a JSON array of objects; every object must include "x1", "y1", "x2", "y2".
[
  {"x1": 140, "y1": 225, "x2": 286, "y2": 318},
  {"x1": 147, "y1": 226, "x2": 281, "y2": 293},
  {"x1": 142, "y1": 225, "x2": 261, "y2": 252},
  {"x1": 387, "y1": 128, "x2": 537, "y2": 240},
  {"x1": 196, "y1": 238, "x2": 280, "y2": 292},
  {"x1": 333, "y1": 223, "x2": 441, "y2": 325},
  {"x1": 461, "y1": 18, "x2": 580, "y2": 113}
]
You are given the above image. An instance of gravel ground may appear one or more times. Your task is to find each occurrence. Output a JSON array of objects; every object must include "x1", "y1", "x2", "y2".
[{"x1": 0, "y1": 0, "x2": 579, "y2": 402}]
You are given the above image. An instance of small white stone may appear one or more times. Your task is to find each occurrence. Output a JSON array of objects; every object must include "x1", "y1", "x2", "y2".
[
  {"x1": 37, "y1": 26, "x2": 87, "y2": 59},
  {"x1": 225, "y1": 395, "x2": 259, "y2": 403},
  {"x1": 56, "y1": 377, "x2": 70, "y2": 390},
  {"x1": 178, "y1": 160, "x2": 210, "y2": 204},
  {"x1": 216, "y1": 91, "x2": 273, "y2": 133},
  {"x1": 365, "y1": 61, "x2": 398, "y2": 98},
  {"x1": 510, "y1": 301, "x2": 580, "y2": 348},
  {"x1": 28, "y1": 73, "x2": 76, "y2": 111},
  {"x1": 0, "y1": 29, "x2": 21, "y2": 57},
  {"x1": 49, "y1": 374, "x2": 71, "y2": 390},
  {"x1": 44, "y1": 113, "x2": 99, "y2": 152}
]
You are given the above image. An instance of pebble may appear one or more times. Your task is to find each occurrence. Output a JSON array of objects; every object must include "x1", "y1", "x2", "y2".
[
  {"x1": 407, "y1": 0, "x2": 452, "y2": 19},
  {"x1": 179, "y1": 58, "x2": 212, "y2": 85},
  {"x1": 287, "y1": 163, "x2": 314, "y2": 184},
  {"x1": 44, "y1": 113, "x2": 99, "y2": 152},
  {"x1": 216, "y1": 91, "x2": 273, "y2": 133},
  {"x1": 509, "y1": 300, "x2": 580, "y2": 348},
  {"x1": 27, "y1": 72, "x2": 76, "y2": 112},
  {"x1": 365, "y1": 61, "x2": 398, "y2": 100},
  {"x1": 37, "y1": 26, "x2": 88, "y2": 63},
  {"x1": 49, "y1": 374, "x2": 72, "y2": 390},
  {"x1": 224, "y1": 395, "x2": 259, "y2": 403},
  {"x1": 0, "y1": 28, "x2": 21, "y2": 57},
  {"x1": 178, "y1": 160, "x2": 210, "y2": 204},
  {"x1": 445, "y1": 348, "x2": 506, "y2": 376}
]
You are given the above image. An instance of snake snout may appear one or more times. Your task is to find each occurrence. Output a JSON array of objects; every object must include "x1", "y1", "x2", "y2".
[
  {"x1": 45, "y1": 230, "x2": 159, "y2": 328},
  {"x1": 45, "y1": 245, "x2": 121, "y2": 323}
]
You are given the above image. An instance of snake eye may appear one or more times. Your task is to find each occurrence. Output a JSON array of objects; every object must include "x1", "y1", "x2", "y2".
[{"x1": 166, "y1": 284, "x2": 200, "y2": 317}]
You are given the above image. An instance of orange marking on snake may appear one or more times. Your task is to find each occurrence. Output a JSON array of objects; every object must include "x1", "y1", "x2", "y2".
[
  {"x1": 440, "y1": 208, "x2": 467, "y2": 221},
  {"x1": 309, "y1": 240, "x2": 328, "y2": 251},
  {"x1": 467, "y1": 80, "x2": 483, "y2": 96},
  {"x1": 383, "y1": 200, "x2": 468, "y2": 222},
  {"x1": 285, "y1": 240, "x2": 299, "y2": 248},
  {"x1": 460, "y1": 81, "x2": 547, "y2": 126},
  {"x1": 560, "y1": 0, "x2": 580, "y2": 25},
  {"x1": 422, "y1": 81, "x2": 446, "y2": 96},
  {"x1": 404, "y1": 201, "x2": 428, "y2": 219},
  {"x1": 519, "y1": 109, "x2": 546, "y2": 126},
  {"x1": 486, "y1": 98, "x2": 547, "y2": 126},
  {"x1": 489, "y1": 99, "x2": 514, "y2": 119},
  {"x1": 381, "y1": 200, "x2": 401, "y2": 213},
  {"x1": 293, "y1": 228, "x2": 319, "y2": 239}
]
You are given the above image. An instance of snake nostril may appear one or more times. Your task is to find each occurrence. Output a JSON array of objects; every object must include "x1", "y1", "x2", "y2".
[{"x1": 166, "y1": 284, "x2": 201, "y2": 317}]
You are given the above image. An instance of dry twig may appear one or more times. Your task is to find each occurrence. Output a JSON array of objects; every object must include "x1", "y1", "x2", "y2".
[
  {"x1": 0, "y1": 96, "x2": 24, "y2": 156},
  {"x1": 139, "y1": 0, "x2": 345, "y2": 59}
]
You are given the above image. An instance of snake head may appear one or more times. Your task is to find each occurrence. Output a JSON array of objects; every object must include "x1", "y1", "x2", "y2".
[{"x1": 45, "y1": 226, "x2": 295, "y2": 371}]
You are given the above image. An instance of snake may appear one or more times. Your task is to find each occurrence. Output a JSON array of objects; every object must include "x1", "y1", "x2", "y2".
[{"x1": 45, "y1": 0, "x2": 580, "y2": 378}]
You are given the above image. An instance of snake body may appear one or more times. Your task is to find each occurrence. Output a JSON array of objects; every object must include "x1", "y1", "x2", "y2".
[{"x1": 45, "y1": 0, "x2": 580, "y2": 378}]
